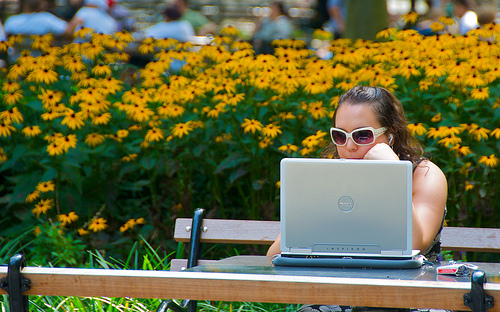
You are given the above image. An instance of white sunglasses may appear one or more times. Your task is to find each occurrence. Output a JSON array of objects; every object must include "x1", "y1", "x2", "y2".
[{"x1": 330, "y1": 127, "x2": 388, "y2": 146}]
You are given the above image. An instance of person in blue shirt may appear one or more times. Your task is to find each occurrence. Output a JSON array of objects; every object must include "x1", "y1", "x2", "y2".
[{"x1": 4, "y1": 0, "x2": 81, "y2": 38}]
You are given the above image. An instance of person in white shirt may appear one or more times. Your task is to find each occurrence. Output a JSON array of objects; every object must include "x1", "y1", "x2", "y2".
[
  {"x1": 134, "y1": 6, "x2": 195, "y2": 42},
  {"x1": 74, "y1": 0, "x2": 119, "y2": 34}
]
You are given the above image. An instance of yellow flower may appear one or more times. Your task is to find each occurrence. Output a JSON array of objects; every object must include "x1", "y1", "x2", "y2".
[
  {"x1": 402, "y1": 11, "x2": 419, "y2": 24},
  {"x1": 57, "y1": 212, "x2": 79, "y2": 226},
  {"x1": 56, "y1": 134, "x2": 78, "y2": 152},
  {"x1": 0, "y1": 107, "x2": 24, "y2": 124},
  {"x1": 478, "y1": 154, "x2": 499, "y2": 167},
  {"x1": 114, "y1": 30, "x2": 134, "y2": 42},
  {"x1": 74, "y1": 27, "x2": 94, "y2": 39},
  {"x1": 91, "y1": 63, "x2": 112, "y2": 76},
  {"x1": 241, "y1": 118, "x2": 263, "y2": 134},
  {"x1": 278, "y1": 143, "x2": 299, "y2": 154},
  {"x1": 469, "y1": 127, "x2": 491, "y2": 141},
  {"x1": 464, "y1": 181, "x2": 474, "y2": 191},
  {"x1": 429, "y1": 22, "x2": 445, "y2": 32},
  {"x1": 145, "y1": 127, "x2": 165, "y2": 142},
  {"x1": 431, "y1": 113, "x2": 441, "y2": 123},
  {"x1": 36, "y1": 180, "x2": 55, "y2": 193},
  {"x1": 61, "y1": 111, "x2": 86, "y2": 130},
  {"x1": 117, "y1": 129, "x2": 129, "y2": 138},
  {"x1": 307, "y1": 101, "x2": 328, "y2": 119},
  {"x1": 27, "y1": 68, "x2": 59, "y2": 84},
  {"x1": 3, "y1": 91, "x2": 24, "y2": 105},
  {"x1": 91, "y1": 112, "x2": 112, "y2": 125},
  {"x1": 490, "y1": 128, "x2": 500, "y2": 139},
  {"x1": 2, "y1": 81, "x2": 21, "y2": 93},
  {"x1": 470, "y1": 88, "x2": 489, "y2": 100},
  {"x1": 88, "y1": 217, "x2": 108, "y2": 232},
  {"x1": 0, "y1": 148, "x2": 7, "y2": 163},
  {"x1": 47, "y1": 141, "x2": 65, "y2": 156},
  {"x1": 220, "y1": 25, "x2": 239, "y2": 36},
  {"x1": 376, "y1": 28, "x2": 398, "y2": 39},
  {"x1": 78, "y1": 228, "x2": 90, "y2": 236},
  {"x1": 121, "y1": 153, "x2": 138, "y2": 162},
  {"x1": 407, "y1": 123, "x2": 427, "y2": 136},
  {"x1": 33, "y1": 226, "x2": 42, "y2": 236},
  {"x1": 261, "y1": 124, "x2": 282, "y2": 138},
  {"x1": 85, "y1": 133, "x2": 106, "y2": 147},
  {"x1": 258, "y1": 137, "x2": 273, "y2": 149},
  {"x1": 32, "y1": 198, "x2": 54, "y2": 217},
  {"x1": 172, "y1": 122, "x2": 193, "y2": 138},
  {"x1": 26, "y1": 190, "x2": 41, "y2": 203},
  {"x1": 0, "y1": 120, "x2": 16, "y2": 138}
]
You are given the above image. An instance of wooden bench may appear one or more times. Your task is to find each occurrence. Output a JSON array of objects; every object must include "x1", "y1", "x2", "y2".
[{"x1": 170, "y1": 211, "x2": 500, "y2": 271}]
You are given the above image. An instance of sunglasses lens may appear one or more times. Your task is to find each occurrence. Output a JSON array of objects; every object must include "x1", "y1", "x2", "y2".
[
  {"x1": 331, "y1": 130, "x2": 347, "y2": 145},
  {"x1": 353, "y1": 129, "x2": 374, "y2": 145}
]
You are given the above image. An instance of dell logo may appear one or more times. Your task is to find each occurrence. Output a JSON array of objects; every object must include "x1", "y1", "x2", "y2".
[{"x1": 338, "y1": 196, "x2": 354, "y2": 212}]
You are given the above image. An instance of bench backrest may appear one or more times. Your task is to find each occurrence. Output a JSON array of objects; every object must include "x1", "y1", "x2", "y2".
[{"x1": 171, "y1": 218, "x2": 500, "y2": 270}]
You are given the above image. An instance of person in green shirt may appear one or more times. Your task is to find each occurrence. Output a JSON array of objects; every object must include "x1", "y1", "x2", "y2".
[{"x1": 174, "y1": 0, "x2": 216, "y2": 35}]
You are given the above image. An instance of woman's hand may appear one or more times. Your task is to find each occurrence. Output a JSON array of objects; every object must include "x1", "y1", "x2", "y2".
[{"x1": 363, "y1": 143, "x2": 399, "y2": 160}]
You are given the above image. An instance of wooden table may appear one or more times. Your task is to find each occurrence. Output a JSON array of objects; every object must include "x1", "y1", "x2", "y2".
[{"x1": 1, "y1": 255, "x2": 499, "y2": 311}]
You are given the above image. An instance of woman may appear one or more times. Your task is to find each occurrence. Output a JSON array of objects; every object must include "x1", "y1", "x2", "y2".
[
  {"x1": 267, "y1": 86, "x2": 447, "y2": 263},
  {"x1": 252, "y1": 1, "x2": 293, "y2": 54}
]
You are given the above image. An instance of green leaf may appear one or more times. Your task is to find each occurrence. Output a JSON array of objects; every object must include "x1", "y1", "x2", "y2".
[
  {"x1": 139, "y1": 156, "x2": 157, "y2": 171},
  {"x1": 229, "y1": 167, "x2": 247, "y2": 185},
  {"x1": 214, "y1": 152, "x2": 249, "y2": 174},
  {"x1": 41, "y1": 167, "x2": 57, "y2": 182}
]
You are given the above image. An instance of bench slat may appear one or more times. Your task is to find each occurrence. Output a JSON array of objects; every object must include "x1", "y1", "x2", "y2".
[
  {"x1": 174, "y1": 218, "x2": 500, "y2": 253},
  {"x1": 174, "y1": 218, "x2": 280, "y2": 245}
]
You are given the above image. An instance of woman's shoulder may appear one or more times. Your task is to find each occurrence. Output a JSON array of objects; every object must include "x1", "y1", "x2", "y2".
[{"x1": 413, "y1": 159, "x2": 447, "y2": 189}]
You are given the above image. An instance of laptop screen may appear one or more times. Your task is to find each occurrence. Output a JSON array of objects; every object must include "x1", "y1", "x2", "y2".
[{"x1": 280, "y1": 158, "x2": 413, "y2": 257}]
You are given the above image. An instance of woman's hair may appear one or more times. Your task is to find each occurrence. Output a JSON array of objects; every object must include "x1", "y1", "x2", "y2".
[{"x1": 321, "y1": 86, "x2": 424, "y2": 166}]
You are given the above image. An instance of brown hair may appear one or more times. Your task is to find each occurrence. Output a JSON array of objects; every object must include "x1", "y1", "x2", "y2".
[{"x1": 321, "y1": 86, "x2": 424, "y2": 166}]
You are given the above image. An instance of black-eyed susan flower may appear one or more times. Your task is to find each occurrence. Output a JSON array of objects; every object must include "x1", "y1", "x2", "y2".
[
  {"x1": 56, "y1": 134, "x2": 78, "y2": 152},
  {"x1": 85, "y1": 133, "x2": 106, "y2": 147},
  {"x1": 22, "y1": 125, "x2": 42, "y2": 137},
  {"x1": 490, "y1": 128, "x2": 500, "y2": 139},
  {"x1": 407, "y1": 123, "x2": 427, "y2": 136},
  {"x1": 61, "y1": 111, "x2": 86, "y2": 130},
  {"x1": 32, "y1": 198, "x2": 54, "y2": 217},
  {"x1": 121, "y1": 153, "x2": 138, "y2": 162},
  {"x1": 0, "y1": 148, "x2": 7, "y2": 163},
  {"x1": 74, "y1": 27, "x2": 94, "y2": 39},
  {"x1": 470, "y1": 87, "x2": 489, "y2": 100},
  {"x1": 2, "y1": 81, "x2": 21, "y2": 93},
  {"x1": 78, "y1": 228, "x2": 89, "y2": 236},
  {"x1": 46, "y1": 141, "x2": 65, "y2": 156},
  {"x1": 145, "y1": 127, "x2": 165, "y2": 142},
  {"x1": 0, "y1": 107, "x2": 23, "y2": 124},
  {"x1": 258, "y1": 137, "x2": 273, "y2": 149},
  {"x1": 278, "y1": 143, "x2": 299, "y2": 154},
  {"x1": 463, "y1": 73, "x2": 486, "y2": 88},
  {"x1": 25, "y1": 190, "x2": 40, "y2": 203},
  {"x1": 3, "y1": 90, "x2": 24, "y2": 106},
  {"x1": 431, "y1": 113, "x2": 441, "y2": 123},
  {"x1": 241, "y1": 118, "x2": 263, "y2": 134},
  {"x1": 88, "y1": 217, "x2": 108, "y2": 232},
  {"x1": 27, "y1": 68, "x2": 58, "y2": 84},
  {"x1": 171, "y1": 122, "x2": 193, "y2": 138},
  {"x1": 261, "y1": 124, "x2": 282, "y2": 138},
  {"x1": 464, "y1": 181, "x2": 475, "y2": 191},
  {"x1": 0, "y1": 120, "x2": 16, "y2": 138},
  {"x1": 91, "y1": 112, "x2": 112, "y2": 126},
  {"x1": 57, "y1": 211, "x2": 79, "y2": 226},
  {"x1": 478, "y1": 154, "x2": 499, "y2": 167},
  {"x1": 469, "y1": 126, "x2": 491, "y2": 141}
]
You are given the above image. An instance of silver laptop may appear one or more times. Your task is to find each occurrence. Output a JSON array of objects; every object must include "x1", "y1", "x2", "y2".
[{"x1": 279, "y1": 158, "x2": 417, "y2": 260}]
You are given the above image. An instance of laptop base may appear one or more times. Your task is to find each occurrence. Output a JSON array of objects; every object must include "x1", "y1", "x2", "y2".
[{"x1": 272, "y1": 254, "x2": 424, "y2": 269}]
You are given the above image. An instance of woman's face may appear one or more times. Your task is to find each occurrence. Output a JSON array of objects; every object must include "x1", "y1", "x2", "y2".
[{"x1": 334, "y1": 103, "x2": 390, "y2": 159}]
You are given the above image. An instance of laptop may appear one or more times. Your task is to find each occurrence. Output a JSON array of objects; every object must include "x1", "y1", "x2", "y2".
[{"x1": 272, "y1": 158, "x2": 423, "y2": 269}]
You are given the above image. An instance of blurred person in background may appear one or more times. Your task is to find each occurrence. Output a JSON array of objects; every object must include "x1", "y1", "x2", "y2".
[
  {"x1": 4, "y1": 0, "x2": 81, "y2": 38},
  {"x1": 73, "y1": 0, "x2": 119, "y2": 34},
  {"x1": 174, "y1": 0, "x2": 216, "y2": 35},
  {"x1": 325, "y1": 0, "x2": 346, "y2": 38},
  {"x1": 252, "y1": 1, "x2": 293, "y2": 54},
  {"x1": 451, "y1": 0, "x2": 478, "y2": 35},
  {"x1": 133, "y1": 6, "x2": 194, "y2": 42}
]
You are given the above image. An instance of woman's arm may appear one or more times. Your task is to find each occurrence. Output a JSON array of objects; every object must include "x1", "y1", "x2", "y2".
[
  {"x1": 411, "y1": 160, "x2": 447, "y2": 252},
  {"x1": 267, "y1": 233, "x2": 281, "y2": 259}
]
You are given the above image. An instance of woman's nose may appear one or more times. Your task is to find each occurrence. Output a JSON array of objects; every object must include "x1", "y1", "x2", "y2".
[{"x1": 346, "y1": 138, "x2": 357, "y2": 151}]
